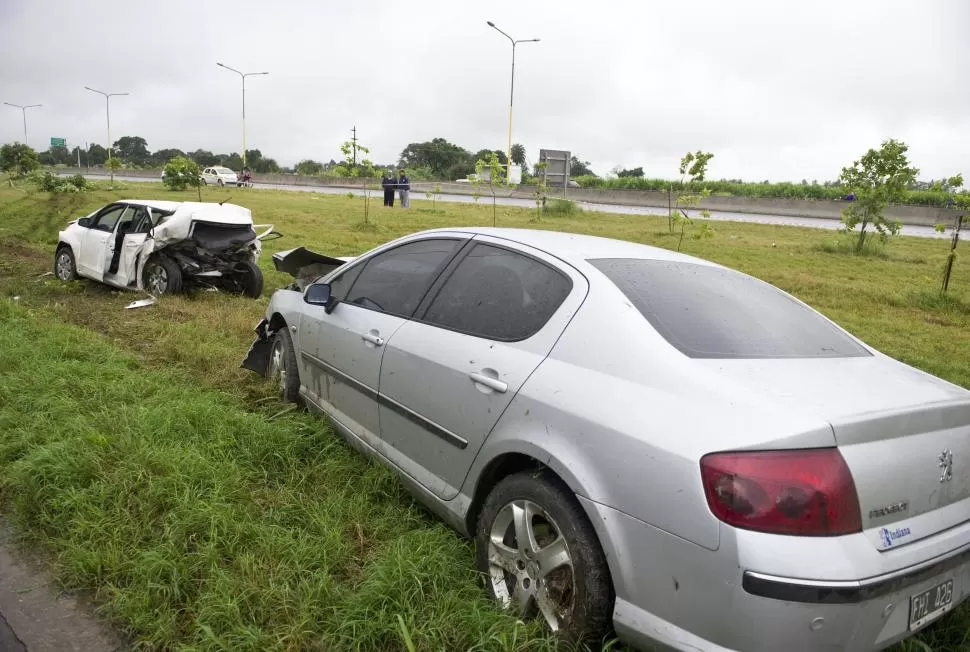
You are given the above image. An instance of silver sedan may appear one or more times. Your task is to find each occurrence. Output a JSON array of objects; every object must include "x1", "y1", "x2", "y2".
[{"x1": 243, "y1": 227, "x2": 970, "y2": 651}]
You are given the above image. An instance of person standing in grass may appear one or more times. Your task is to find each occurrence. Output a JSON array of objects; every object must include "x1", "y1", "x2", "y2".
[
  {"x1": 381, "y1": 170, "x2": 395, "y2": 207},
  {"x1": 397, "y1": 169, "x2": 410, "y2": 208}
]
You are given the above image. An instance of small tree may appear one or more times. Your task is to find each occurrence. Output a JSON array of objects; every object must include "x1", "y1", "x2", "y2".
[
  {"x1": 670, "y1": 151, "x2": 715, "y2": 251},
  {"x1": 105, "y1": 156, "x2": 122, "y2": 184},
  {"x1": 510, "y1": 143, "x2": 527, "y2": 168},
  {"x1": 532, "y1": 161, "x2": 549, "y2": 222},
  {"x1": 0, "y1": 143, "x2": 40, "y2": 178},
  {"x1": 475, "y1": 152, "x2": 505, "y2": 227},
  {"x1": 839, "y1": 139, "x2": 919, "y2": 252},
  {"x1": 163, "y1": 156, "x2": 203, "y2": 199},
  {"x1": 424, "y1": 183, "x2": 442, "y2": 212}
]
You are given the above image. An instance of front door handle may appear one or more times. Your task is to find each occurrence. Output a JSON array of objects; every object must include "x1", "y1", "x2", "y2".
[
  {"x1": 469, "y1": 371, "x2": 508, "y2": 393},
  {"x1": 361, "y1": 331, "x2": 384, "y2": 347}
]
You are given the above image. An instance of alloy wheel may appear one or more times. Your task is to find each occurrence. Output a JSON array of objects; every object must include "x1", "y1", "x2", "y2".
[
  {"x1": 55, "y1": 251, "x2": 74, "y2": 280},
  {"x1": 146, "y1": 264, "x2": 168, "y2": 295},
  {"x1": 487, "y1": 499, "x2": 575, "y2": 631}
]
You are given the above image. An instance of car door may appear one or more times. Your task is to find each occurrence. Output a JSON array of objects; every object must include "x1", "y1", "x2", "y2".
[
  {"x1": 297, "y1": 236, "x2": 466, "y2": 454},
  {"x1": 110, "y1": 205, "x2": 155, "y2": 284},
  {"x1": 77, "y1": 203, "x2": 128, "y2": 280},
  {"x1": 376, "y1": 236, "x2": 589, "y2": 500}
]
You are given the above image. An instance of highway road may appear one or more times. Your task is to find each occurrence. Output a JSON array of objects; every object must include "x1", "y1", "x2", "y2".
[{"x1": 88, "y1": 174, "x2": 951, "y2": 239}]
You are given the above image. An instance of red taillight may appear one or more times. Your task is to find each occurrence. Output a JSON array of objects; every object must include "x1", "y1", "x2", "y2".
[{"x1": 700, "y1": 448, "x2": 862, "y2": 536}]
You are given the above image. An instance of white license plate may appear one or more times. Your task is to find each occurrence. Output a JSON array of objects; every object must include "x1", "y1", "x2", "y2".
[{"x1": 909, "y1": 579, "x2": 954, "y2": 631}]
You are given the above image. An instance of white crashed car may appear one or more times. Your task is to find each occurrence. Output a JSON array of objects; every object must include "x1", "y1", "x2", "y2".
[
  {"x1": 201, "y1": 166, "x2": 239, "y2": 186},
  {"x1": 54, "y1": 200, "x2": 274, "y2": 298}
]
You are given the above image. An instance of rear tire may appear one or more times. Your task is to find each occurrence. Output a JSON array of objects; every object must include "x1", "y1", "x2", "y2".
[
  {"x1": 476, "y1": 471, "x2": 614, "y2": 646},
  {"x1": 267, "y1": 328, "x2": 300, "y2": 402},
  {"x1": 54, "y1": 246, "x2": 79, "y2": 281},
  {"x1": 234, "y1": 260, "x2": 264, "y2": 298},
  {"x1": 143, "y1": 256, "x2": 183, "y2": 295}
]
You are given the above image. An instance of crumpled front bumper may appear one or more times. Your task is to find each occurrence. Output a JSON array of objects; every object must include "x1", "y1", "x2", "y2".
[{"x1": 241, "y1": 318, "x2": 272, "y2": 375}]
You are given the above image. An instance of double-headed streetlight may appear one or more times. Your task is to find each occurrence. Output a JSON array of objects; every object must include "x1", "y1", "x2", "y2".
[
  {"x1": 4, "y1": 102, "x2": 43, "y2": 146},
  {"x1": 84, "y1": 86, "x2": 129, "y2": 167},
  {"x1": 217, "y1": 62, "x2": 269, "y2": 167},
  {"x1": 487, "y1": 20, "x2": 539, "y2": 184}
]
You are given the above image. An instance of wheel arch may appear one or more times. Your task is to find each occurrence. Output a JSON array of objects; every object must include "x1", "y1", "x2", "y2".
[{"x1": 463, "y1": 440, "x2": 604, "y2": 538}]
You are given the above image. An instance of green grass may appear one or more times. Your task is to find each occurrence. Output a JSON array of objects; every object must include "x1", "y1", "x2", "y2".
[{"x1": 0, "y1": 181, "x2": 969, "y2": 651}]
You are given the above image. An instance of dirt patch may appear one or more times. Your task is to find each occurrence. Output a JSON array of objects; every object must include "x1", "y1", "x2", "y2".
[{"x1": 0, "y1": 519, "x2": 126, "y2": 652}]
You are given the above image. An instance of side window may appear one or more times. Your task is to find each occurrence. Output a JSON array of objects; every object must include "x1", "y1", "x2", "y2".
[
  {"x1": 422, "y1": 243, "x2": 572, "y2": 341},
  {"x1": 328, "y1": 262, "x2": 364, "y2": 301},
  {"x1": 343, "y1": 239, "x2": 461, "y2": 317},
  {"x1": 91, "y1": 205, "x2": 126, "y2": 232},
  {"x1": 129, "y1": 207, "x2": 154, "y2": 234}
]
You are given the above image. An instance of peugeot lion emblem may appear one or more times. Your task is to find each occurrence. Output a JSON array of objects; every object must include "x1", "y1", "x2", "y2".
[{"x1": 939, "y1": 449, "x2": 954, "y2": 483}]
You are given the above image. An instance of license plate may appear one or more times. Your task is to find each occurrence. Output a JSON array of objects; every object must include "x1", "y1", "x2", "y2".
[{"x1": 909, "y1": 579, "x2": 954, "y2": 631}]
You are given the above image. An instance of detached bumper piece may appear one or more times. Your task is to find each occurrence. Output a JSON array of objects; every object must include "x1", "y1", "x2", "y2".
[{"x1": 241, "y1": 318, "x2": 272, "y2": 375}]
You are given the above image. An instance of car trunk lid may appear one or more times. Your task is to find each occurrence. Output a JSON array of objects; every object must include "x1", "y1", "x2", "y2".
[{"x1": 699, "y1": 355, "x2": 970, "y2": 549}]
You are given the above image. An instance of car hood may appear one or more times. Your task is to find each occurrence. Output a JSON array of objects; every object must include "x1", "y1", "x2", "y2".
[{"x1": 272, "y1": 246, "x2": 354, "y2": 289}]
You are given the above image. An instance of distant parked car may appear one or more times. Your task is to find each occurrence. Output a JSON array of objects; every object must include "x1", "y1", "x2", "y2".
[
  {"x1": 54, "y1": 200, "x2": 274, "y2": 297},
  {"x1": 243, "y1": 227, "x2": 970, "y2": 651},
  {"x1": 201, "y1": 166, "x2": 239, "y2": 186}
]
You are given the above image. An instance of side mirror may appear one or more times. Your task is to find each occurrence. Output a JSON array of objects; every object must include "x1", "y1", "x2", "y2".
[
  {"x1": 305, "y1": 283, "x2": 337, "y2": 312},
  {"x1": 77, "y1": 217, "x2": 91, "y2": 228}
]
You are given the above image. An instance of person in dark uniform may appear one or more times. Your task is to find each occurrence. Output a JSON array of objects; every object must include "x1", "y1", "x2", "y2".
[
  {"x1": 397, "y1": 169, "x2": 410, "y2": 208},
  {"x1": 381, "y1": 170, "x2": 395, "y2": 207}
]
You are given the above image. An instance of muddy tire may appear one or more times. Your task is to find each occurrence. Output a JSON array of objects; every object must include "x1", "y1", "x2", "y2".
[
  {"x1": 476, "y1": 471, "x2": 614, "y2": 647},
  {"x1": 54, "y1": 246, "x2": 79, "y2": 281},
  {"x1": 267, "y1": 328, "x2": 301, "y2": 402},
  {"x1": 235, "y1": 260, "x2": 264, "y2": 298},
  {"x1": 143, "y1": 256, "x2": 183, "y2": 295}
]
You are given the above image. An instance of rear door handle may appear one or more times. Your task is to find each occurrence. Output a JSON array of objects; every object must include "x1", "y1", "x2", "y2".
[
  {"x1": 361, "y1": 332, "x2": 384, "y2": 346},
  {"x1": 469, "y1": 372, "x2": 508, "y2": 393}
]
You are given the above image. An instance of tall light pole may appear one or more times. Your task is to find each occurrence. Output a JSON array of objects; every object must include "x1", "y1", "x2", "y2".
[
  {"x1": 3, "y1": 102, "x2": 42, "y2": 147},
  {"x1": 217, "y1": 63, "x2": 269, "y2": 167},
  {"x1": 84, "y1": 87, "x2": 128, "y2": 169},
  {"x1": 487, "y1": 20, "x2": 539, "y2": 184}
]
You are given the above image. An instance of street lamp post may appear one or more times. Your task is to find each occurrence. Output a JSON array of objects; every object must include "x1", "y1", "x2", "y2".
[
  {"x1": 84, "y1": 86, "x2": 129, "y2": 178},
  {"x1": 217, "y1": 63, "x2": 269, "y2": 167},
  {"x1": 3, "y1": 102, "x2": 42, "y2": 147},
  {"x1": 487, "y1": 20, "x2": 539, "y2": 185}
]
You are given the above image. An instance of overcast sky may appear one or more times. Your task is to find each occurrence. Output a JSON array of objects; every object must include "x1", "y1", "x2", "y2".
[{"x1": 2, "y1": 0, "x2": 968, "y2": 182}]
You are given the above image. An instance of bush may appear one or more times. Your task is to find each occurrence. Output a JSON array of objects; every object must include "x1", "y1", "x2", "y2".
[
  {"x1": 162, "y1": 156, "x2": 201, "y2": 191},
  {"x1": 27, "y1": 170, "x2": 87, "y2": 193},
  {"x1": 542, "y1": 199, "x2": 580, "y2": 216}
]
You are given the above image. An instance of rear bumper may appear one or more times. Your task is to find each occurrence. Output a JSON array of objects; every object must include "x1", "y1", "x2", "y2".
[
  {"x1": 580, "y1": 497, "x2": 970, "y2": 652},
  {"x1": 743, "y1": 541, "x2": 970, "y2": 604}
]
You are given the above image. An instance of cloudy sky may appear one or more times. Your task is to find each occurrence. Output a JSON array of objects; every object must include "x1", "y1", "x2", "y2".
[{"x1": 2, "y1": 0, "x2": 968, "y2": 182}]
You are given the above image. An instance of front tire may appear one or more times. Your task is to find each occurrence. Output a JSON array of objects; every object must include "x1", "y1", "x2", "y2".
[
  {"x1": 143, "y1": 256, "x2": 183, "y2": 295},
  {"x1": 234, "y1": 260, "x2": 263, "y2": 298},
  {"x1": 54, "y1": 246, "x2": 79, "y2": 281},
  {"x1": 267, "y1": 328, "x2": 300, "y2": 402},
  {"x1": 476, "y1": 471, "x2": 614, "y2": 646}
]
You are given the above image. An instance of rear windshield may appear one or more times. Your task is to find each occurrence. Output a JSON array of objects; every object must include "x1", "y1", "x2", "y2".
[{"x1": 589, "y1": 258, "x2": 871, "y2": 359}]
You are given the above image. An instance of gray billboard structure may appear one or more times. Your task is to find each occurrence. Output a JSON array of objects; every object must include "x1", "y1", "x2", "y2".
[{"x1": 539, "y1": 149, "x2": 570, "y2": 194}]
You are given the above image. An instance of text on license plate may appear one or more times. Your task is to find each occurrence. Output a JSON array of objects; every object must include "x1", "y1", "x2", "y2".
[{"x1": 909, "y1": 579, "x2": 954, "y2": 631}]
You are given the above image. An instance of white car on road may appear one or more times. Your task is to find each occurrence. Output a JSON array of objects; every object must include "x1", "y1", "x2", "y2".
[{"x1": 201, "y1": 166, "x2": 239, "y2": 186}]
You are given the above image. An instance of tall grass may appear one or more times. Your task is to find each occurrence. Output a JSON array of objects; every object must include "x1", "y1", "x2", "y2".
[{"x1": 0, "y1": 299, "x2": 562, "y2": 651}]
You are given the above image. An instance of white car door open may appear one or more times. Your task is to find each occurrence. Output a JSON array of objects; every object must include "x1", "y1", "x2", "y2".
[{"x1": 77, "y1": 203, "x2": 127, "y2": 281}]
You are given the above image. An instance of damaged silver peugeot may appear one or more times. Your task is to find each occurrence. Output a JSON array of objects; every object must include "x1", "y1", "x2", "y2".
[
  {"x1": 54, "y1": 199, "x2": 275, "y2": 297},
  {"x1": 243, "y1": 227, "x2": 970, "y2": 651}
]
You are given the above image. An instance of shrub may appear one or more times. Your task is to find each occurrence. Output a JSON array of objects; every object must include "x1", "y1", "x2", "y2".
[
  {"x1": 162, "y1": 156, "x2": 201, "y2": 191},
  {"x1": 542, "y1": 199, "x2": 580, "y2": 216}
]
